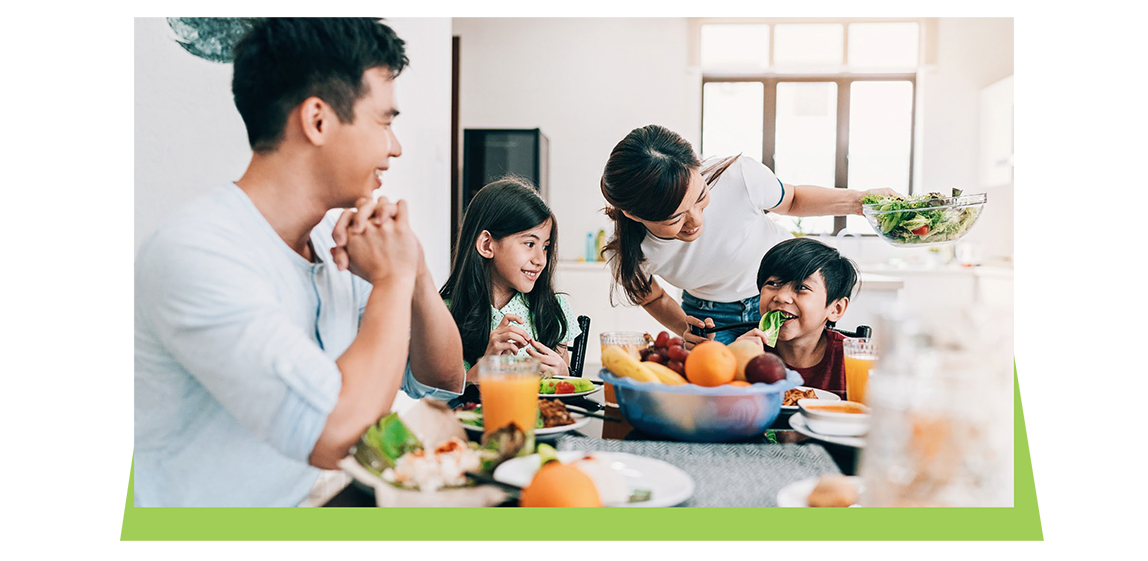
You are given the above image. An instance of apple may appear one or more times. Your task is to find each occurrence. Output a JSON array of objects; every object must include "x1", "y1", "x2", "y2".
[
  {"x1": 744, "y1": 353, "x2": 788, "y2": 384},
  {"x1": 727, "y1": 339, "x2": 766, "y2": 382}
]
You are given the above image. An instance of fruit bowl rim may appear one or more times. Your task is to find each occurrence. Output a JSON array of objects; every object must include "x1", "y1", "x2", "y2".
[{"x1": 599, "y1": 368, "x2": 803, "y2": 396}]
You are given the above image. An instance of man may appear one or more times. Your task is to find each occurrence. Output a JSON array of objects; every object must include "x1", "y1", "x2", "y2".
[{"x1": 134, "y1": 18, "x2": 465, "y2": 506}]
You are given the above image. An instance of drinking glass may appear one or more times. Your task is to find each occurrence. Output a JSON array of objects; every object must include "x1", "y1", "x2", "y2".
[
  {"x1": 843, "y1": 337, "x2": 878, "y2": 404},
  {"x1": 477, "y1": 355, "x2": 540, "y2": 439},
  {"x1": 599, "y1": 331, "x2": 648, "y2": 403}
]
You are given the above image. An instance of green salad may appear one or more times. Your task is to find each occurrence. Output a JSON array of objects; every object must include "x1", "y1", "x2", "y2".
[
  {"x1": 539, "y1": 377, "x2": 595, "y2": 395},
  {"x1": 861, "y1": 188, "x2": 983, "y2": 245},
  {"x1": 456, "y1": 406, "x2": 545, "y2": 430}
]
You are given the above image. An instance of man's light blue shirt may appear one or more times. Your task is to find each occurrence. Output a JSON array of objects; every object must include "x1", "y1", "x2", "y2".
[{"x1": 134, "y1": 184, "x2": 459, "y2": 507}]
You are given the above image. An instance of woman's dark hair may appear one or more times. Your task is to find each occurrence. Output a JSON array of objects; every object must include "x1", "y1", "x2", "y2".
[
  {"x1": 756, "y1": 238, "x2": 859, "y2": 326},
  {"x1": 440, "y1": 177, "x2": 568, "y2": 366},
  {"x1": 600, "y1": 124, "x2": 739, "y2": 304},
  {"x1": 231, "y1": 18, "x2": 409, "y2": 152}
]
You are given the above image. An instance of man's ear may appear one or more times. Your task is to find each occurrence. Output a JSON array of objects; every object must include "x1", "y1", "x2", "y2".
[
  {"x1": 826, "y1": 297, "x2": 849, "y2": 323},
  {"x1": 475, "y1": 231, "x2": 495, "y2": 259},
  {"x1": 298, "y1": 96, "x2": 330, "y2": 147}
]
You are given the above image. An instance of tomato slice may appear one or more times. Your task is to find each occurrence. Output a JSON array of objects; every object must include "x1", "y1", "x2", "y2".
[
  {"x1": 911, "y1": 225, "x2": 930, "y2": 236},
  {"x1": 555, "y1": 381, "x2": 576, "y2": 394}
]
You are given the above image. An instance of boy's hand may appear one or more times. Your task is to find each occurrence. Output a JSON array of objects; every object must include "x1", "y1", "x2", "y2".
[
  {"x1": 682, "y1": 316, "x2": 715, "y2": 350},
  {"x1": 486, "y1": 314, "x2": 532, "y2": 356},
  {"x1": 736, "y1": 329, "x2": 768, "y2": 351},
  {"x1": 525, "y1": 339, "x2": 569, "y2": 378}
]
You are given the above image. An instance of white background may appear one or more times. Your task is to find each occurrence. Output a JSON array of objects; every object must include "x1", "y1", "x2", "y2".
[{"x1": 2, "y1": 0, "x2": 1142, "y2": 558}]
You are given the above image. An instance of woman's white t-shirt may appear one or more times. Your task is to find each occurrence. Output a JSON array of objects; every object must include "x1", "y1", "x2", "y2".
[{"x1": 639, "y1": 156, "x2": 794, "y2": 303}]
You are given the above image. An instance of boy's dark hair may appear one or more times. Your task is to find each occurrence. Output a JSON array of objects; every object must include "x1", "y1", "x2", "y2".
[
  {"x1": 756, "y1": 238, "x2": 859, "y2": 305},
  {"x1": 231, "y1": 18, "x2": 409, "y2": 152}
]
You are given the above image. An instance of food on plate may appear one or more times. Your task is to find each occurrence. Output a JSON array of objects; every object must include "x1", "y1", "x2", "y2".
[
  {"x1": 538, "y1": 398, "x2": 577, "y2": 427},
  {"x1": 806, "y1": 474, "x2": 859, "y2": 507},
  {"x1": 727, "y1": 339, "x2": 766, "y2": 381},
  {"x1": 861, "y1": 188, "x2": 983, "y2": 245},
  {"x1": 388, "y1": 437, "x2": 481, "y2": 493},
  {"x1": 456, "y1": 399, "x2": 577, "y2": 430},
  {"x1": 642, "y1": 361, "x2": 688, "y2": 385},
  {"x1": 757, "y1": 310, "x2": 788, "y2": 348},
  {"x1": 603, "y1": 345, "x2": 659, "y2": 382},
  {"x1": 539, "y1": 377, "x2": 595, "y2": 395},
  {"x1": 744, "y1": 353, "x2": 787, "y2": 384},
  {"x1": 684, "y1": 341, "x2": 737, "y2": 387},
  {"x1": 803, "y1": 401, "x2": 869, "y2": 414},
  {"x1": 783, "y1": 387, "x2": 818, "y2": 406},
  {"x1": 519, "y1": 460, "x2": 603, "y2": 507}
]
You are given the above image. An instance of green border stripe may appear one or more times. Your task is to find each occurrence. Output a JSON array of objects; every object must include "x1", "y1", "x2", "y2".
[{"x1": 122, "y1": 367, "x2": 1041, "y2": 541}]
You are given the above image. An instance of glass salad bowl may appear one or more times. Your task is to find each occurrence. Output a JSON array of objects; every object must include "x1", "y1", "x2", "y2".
[{"x1": 861, "y1": 192, "x2": 987, "y2": 247}]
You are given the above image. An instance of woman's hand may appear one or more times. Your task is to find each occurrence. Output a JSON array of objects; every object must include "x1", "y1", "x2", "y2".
[
  {"x1": 682, "y1": 316, "x2": 715, "y2": 350},
  {"x1": 485, "y1": 314, "x2": 532, "y2": 356},
  {"x1": 525, "y1": 339, "x2": 570, "y2": 378}
]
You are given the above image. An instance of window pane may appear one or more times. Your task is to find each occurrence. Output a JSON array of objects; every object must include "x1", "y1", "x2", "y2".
[
  {"x1": 846, "y1": 81, "x2": 914, "y2": 233},
  {"x1": 700, "y1": 24, "x2": 769, "y2": 71},
  {"x1": 702, "y1": 82, "x2": 764, "y2": 161},
  {"x1": 774, "y1": 81, "x2": 837, "y2": 234},
  {"x1": 773, "y1": 24, "x2": 844, "y2": 68},
  {"x1": 848, "y1": 22, "x2": 920, "y2": 69}
]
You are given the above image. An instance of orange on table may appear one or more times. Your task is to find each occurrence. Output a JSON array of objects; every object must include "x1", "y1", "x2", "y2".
[
  {"x1": 684, "y1": 341, "x2": 737, "y2": 387},
  {"x1": 727, "y1": 380, "x2": 751, "y2": 387},
  {"x1": 520, "y1": 462, "x2": 603, "y2": 507}
]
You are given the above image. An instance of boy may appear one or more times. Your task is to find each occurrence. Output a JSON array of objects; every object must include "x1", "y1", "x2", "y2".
[
  {"x1": 736, "y1": 238, "x2": 859, "y2": 398},
  {"x1": 134, "y1": 18, "x2": 464, "y2": 506}
]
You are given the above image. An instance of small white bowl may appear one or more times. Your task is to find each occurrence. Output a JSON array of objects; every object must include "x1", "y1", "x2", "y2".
[{"x1": 797, "y1": 399, "x2": 870, "y2": 437}]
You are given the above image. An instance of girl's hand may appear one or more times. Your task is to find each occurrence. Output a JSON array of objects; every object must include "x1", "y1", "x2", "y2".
[
  {"x1": 486, "y1": 314, "x2": 532, "y2": 356},
  {"x1": 682, "y1": 316, "x2": 715, "y2": 350},
  {"x1": 525, "y1": 339, "x2": 570, "y2": 378}
]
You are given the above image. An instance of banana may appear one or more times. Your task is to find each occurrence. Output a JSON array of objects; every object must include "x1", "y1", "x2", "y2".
[
  {"x1": 642, "y1": 361, "x2": 688, "y2": 385},
  {"x1": 601, "y1": 346, "x2": 659, "y2": 383}
]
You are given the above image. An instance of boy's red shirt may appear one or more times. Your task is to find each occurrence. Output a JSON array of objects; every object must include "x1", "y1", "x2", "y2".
[{"x1": 763, "y1": 329, "x2": 847, "y2": 399}]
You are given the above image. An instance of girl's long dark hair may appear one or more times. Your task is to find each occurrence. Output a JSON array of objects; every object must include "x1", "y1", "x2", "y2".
[
  {"x1": 440, "y1": 177, "x2": 568, "y2": 366},
  {"x1": 600, "y1": 124, "x2": 740, "y2": 304}
]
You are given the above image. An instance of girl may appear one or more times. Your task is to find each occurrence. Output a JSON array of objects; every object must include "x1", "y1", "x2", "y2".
[
  {"x1": 600, "y1": 124, "x2": 893, "y2": 347},
  {"x1": 440, "y1": 177, "x2": 581, "y2": 379}
]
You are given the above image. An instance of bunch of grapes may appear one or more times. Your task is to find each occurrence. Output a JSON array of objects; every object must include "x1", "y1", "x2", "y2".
[{"x1": 639, "y1": 331, "x2": 691, "y2": 376}]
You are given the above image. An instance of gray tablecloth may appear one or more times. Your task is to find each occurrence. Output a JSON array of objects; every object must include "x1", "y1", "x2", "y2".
[{"x1": 554, "y1": 435, "x2": 840, "y2": 507}]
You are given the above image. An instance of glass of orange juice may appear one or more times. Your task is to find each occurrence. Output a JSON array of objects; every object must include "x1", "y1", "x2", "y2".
[
  {"x1": 599, "y1": 331, "x2": 647, "y2": 403},
  {"x1": 843, "y1": 337, "x2": 878, "y2": 404},
  {"x1": 477, "y1": 355, "x2": 540, "y2": 448}
]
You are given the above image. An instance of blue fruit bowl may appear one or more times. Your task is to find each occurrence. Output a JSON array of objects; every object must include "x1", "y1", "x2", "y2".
[{"x1": 599, "y1": 368, "x2": 802, "y2": 442}]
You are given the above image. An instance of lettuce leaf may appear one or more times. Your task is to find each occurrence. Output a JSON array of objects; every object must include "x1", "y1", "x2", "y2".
[
  {"x1": 758, "y1": 310, "x2": 786, "y2": 348},
  {"x1": 353, "y1": 412, "x2": 421, "y2": 476}
]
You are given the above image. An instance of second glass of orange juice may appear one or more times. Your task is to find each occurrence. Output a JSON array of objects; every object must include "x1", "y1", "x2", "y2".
[
  {"x1": 477, "y1": 355, "x2": 540, "y2": 445},
  {"x1": 843, "y1": 337, "x2": 878, "y2": 404}
]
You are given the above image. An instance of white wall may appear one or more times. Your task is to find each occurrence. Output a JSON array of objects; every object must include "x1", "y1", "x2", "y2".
[
  {"x1": 134, "y1": 17, "x2": 454, "y2": 284},
  {"x1": 453, "y1": 18, "x2": 699, "y2": 264}
]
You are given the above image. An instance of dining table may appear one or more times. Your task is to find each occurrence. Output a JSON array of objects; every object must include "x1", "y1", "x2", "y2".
[{"x1": 321, "y1": 378, "x2": 860, "y2": 507}]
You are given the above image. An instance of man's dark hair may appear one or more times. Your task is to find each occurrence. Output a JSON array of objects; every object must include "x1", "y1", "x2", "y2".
[
  {"x1": 231, "y1": 18, "x2": 409, "y2": 152},
  {"x1": 756, "y1": 237, "x2": 859, "y2": 305}
]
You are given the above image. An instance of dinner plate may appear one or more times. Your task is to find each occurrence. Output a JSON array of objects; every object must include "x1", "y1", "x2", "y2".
[
  {"x1": 776, "y1": 475, "x2": 864, "y2": 507},
  {"x1": 460, "y1": 415, "x2": 591, "y2": 441},
  {"x1": 493, "y1": 450, "x2": 695, "y2": 507},
  {"x1": 780, "y1": 387, "x2": 841, "y2": 412},
  {"x1": 538, "y1": 376, "x2": 602, "y2": 399},
  {"x1": 788, "y1": 412, "x2": 866, "y2": 448}
]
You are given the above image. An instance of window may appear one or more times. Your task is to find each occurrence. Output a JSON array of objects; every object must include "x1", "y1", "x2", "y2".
[{"x1": 699, "y1": 20, "x2": 921, "y2": 235}]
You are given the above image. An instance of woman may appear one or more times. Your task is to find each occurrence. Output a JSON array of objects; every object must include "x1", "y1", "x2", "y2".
[{"x1": 600, "y1": 124, "x2": 892, "y2": 347}]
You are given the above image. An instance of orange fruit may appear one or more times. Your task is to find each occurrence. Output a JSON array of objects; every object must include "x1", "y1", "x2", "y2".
[
  {"x1": 684, "y1": 341, "x2": 737, "y2": 387},
  {"x1": 519, "y1": 462, "x2": 603, "y2": 507},
  {"x1": 727, "y1": 380, "x2": 751, "y2": 387}
]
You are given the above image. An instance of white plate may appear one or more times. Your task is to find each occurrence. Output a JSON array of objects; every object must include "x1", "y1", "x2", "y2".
[
  {"x1": 460, "y1": 415, "x2": 591, "y2": 441},
  {"x1": 781, "y1": 387, "x2": 841, "y2": 412},
  {"x1": 788, "y1": 412, "x2": 866, "y2": 448},
  {"x1": 776, "y1": 475, "x2": 864, "y2": 507},
  {"x1": 538, "y1": 376, "x2": 602, "y2": 399},
  {"x1": 493, "y1": 450, "x2": 695, "y2": 507}
]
